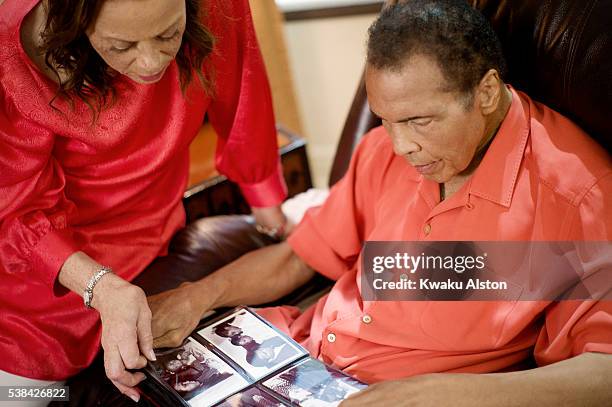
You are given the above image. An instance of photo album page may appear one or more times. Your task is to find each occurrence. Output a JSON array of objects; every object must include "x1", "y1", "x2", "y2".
[{"x1": 144, "y1": 307, "x2": 367, "y2": 407}]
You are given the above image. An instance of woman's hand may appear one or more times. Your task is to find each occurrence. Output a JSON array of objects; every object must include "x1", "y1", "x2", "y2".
[
  {"x1": 148, "y1": 282, "x2": 212, "y2": 349},
  {"x1": 91, "y1": 274, "x2": 155, "y2": 403},
  {"x1": 252, "y1": 205, "x2": 294, "y2": 238}
]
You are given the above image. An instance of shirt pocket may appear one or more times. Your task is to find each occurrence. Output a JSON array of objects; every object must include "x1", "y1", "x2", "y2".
[{"x1": 418, "y1": 277, "x2": 524, "y2": 351}]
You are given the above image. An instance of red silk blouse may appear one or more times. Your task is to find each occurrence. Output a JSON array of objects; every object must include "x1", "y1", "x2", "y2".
[{"x1": 0, "y1": 0, "x2": 286, "y2": 379}]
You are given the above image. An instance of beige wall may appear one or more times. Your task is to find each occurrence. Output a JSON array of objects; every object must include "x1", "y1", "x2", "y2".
[
  {"x1": 283, "y1": 14, "x2": 378, "y2": 187},
  {"x1": 250, "y1": 1, "x2": 303, "y2": 135}
]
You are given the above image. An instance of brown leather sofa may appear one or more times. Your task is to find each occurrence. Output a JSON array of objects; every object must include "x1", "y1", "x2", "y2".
[{"x1": 54, "y1": 0, "x2": 611, "y2": 405}]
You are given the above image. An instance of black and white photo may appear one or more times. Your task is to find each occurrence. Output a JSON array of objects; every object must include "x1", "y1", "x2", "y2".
[
  {"x1": 151, "y1": 338, "x2": 250, "y2": 407},
  {"x1": 198, "y1": 309, "x2": 306, "y2": 380},
  {"x1": 214, "y1": 386, "x2": 289, "y2": 407},
  {"x1": 262, "y1": 358, "x2": 366, "y2": 407}
]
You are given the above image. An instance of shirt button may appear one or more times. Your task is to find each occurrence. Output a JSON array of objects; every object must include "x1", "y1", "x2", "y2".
[
  {"x1": 327, "y1": 333, "x2": 336, "y2": 343},
  {"x1": 423, "y1": 223, "x2": 432, "y2": 236},
  {"x1": 362, "y1": 314, "x2": 373, "y2": 324},
  {"x1": 465, "y1": 202, "x2": 475, "y2": 210}
]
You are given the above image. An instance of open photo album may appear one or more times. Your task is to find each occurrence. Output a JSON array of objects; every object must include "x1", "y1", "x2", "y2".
[{"x1": 141, "y1": 307, "x2": 367, "y2": 407}]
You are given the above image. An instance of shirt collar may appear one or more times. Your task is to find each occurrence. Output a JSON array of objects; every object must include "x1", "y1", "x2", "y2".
[{"x1": 468, "y1": 86, "x2": 530, "y2": 208}]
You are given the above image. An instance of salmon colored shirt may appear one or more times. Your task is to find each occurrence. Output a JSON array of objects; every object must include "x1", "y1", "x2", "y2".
[{"x1": 261, "y1": 88, "x2": 612, "y2": 384}]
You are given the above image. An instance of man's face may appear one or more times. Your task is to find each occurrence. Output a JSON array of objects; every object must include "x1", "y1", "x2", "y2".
[{"x1": 365, "y1": 55, "x2": 487, "y2": 184}]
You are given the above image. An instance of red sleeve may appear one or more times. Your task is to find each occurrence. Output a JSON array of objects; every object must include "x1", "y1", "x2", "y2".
[
  {"x1": 204, "y1": 0, "x2": 287, "y2": 208},
  {"x1": 0, "y1": 86, "x2": 80, "y2": 293},
  {"x1": 534, "y1": 173, "x2": 612, "y2": 365},
  {"x1": 287, "y1": 128, "x2": 389, "y2": 280}
]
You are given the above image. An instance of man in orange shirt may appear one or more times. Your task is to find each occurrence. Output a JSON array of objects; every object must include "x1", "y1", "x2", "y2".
[{"x1": 149, "y1": 0, "x2": 612, "y2": 405}]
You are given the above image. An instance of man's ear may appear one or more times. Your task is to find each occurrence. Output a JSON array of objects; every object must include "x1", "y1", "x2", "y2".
[{"x1": 476, "y1": 69, "x2": 503, "y2": 115}]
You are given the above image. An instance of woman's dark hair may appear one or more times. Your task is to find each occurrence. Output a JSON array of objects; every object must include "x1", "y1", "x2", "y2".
[
  {"x1": 39, "y1": 0, "x2": 215, "y2": 117},
  {"x1": 367, "y1": 0, "x2": 507, "y2": 98}
]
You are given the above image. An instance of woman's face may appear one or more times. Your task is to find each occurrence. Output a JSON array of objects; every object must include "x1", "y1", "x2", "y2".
[
  {"x1": 236, "y1": 335, "x2": 254, "y2": 346},
  {"x1": 86, "y1": 0, "x2": 187, "y2": 84}
]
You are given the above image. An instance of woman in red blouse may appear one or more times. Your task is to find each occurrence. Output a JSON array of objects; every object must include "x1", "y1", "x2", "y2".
[{"x1": 0, "y1": 0, "x2": 287, "y2": 401}]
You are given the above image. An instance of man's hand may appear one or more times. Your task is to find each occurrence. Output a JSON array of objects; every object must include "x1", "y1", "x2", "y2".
[
  {"x1": 93, "y1": 274, "x2": 155, "y2": 403},
  {"x1": 342, "y1": 353, "x2": 612, "y2": 407},
  {"x1": 148, "y1": 241, "x2": 314, "y2": 351},
  {"x1": 341, "y1": 374, "x2": 502, "y2": 407},
  {"x1": 148, "y1": 282, "x2": 211, "y2": 349}
]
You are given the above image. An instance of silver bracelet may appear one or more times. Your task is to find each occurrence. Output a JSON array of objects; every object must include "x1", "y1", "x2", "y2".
[
  {"x1": 255, "y1": 222, "x2": 286, "y2": 240},
  {"x1": 83, "y1": 266, "x2": 113, "y2": 309}
]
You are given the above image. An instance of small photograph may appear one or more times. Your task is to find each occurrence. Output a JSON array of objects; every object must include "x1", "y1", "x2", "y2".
[
  {"x1": 214, "y1": 386, "x2": 289, "y2": 407},
  {"x1": 152, "y1": 337, "x2": 250, "y2": 407},
  {"x1": 198, "y1": 309, "x2": 306, "y2": 380},
  {"x1": 262, "y1": 358, "x2": 367, "y2": 407}
]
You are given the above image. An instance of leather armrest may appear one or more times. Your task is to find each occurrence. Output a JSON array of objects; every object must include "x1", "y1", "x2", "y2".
[
  {"x1": 134, "y1": 215, "x2": 275, "y2": 295},
  {"x1": 134, "y1": 215, "x2": 333, "y2": 307}
]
